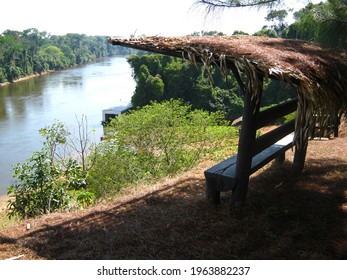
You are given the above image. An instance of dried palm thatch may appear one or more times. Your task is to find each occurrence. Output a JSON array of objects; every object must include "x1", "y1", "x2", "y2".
[{"x1": 108, "y1": 36, "x2": 347, "y2": 147}]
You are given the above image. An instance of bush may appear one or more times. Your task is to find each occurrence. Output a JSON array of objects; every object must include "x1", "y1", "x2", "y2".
[
  {"x1": 0, "y1": 67, "x2": 7, "y2": 83},
  {"x1": 7, "y1": 120, "x2": 94, "y2": 219},
  {"x1": 7, "y1": 150, "x2": 71, "y2": 219},
  {"x1": 88, "y1": 99, "x2": 234, "y2": 198}
]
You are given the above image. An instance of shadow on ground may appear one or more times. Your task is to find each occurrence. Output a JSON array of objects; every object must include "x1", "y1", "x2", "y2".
[{"x1": 0, "y1": 156, "x2": 345, "y2": 260}]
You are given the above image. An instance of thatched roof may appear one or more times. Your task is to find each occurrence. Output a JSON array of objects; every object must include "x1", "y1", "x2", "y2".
[{"x1": 108, "y1": 36, "x2": 347, "y2": 139}]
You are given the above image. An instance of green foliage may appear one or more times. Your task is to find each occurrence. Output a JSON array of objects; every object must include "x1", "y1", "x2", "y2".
[
  {"x1": 88, "y1": 100, "x2": 235, "y2": 198},
  {"x1": 38, "y1": 45, "x2": 69, "y2": 70},
  {"x1": 7, "y1": 150, "x2": 71, "y2": 219},
  {"x1": 190, "y1": 30, "x2": 226, "y2": 36},
  {"x1": 131, "y1": 65, "x2": 164, "y2": 106},
  {"x1": 128, "y1": 54, "x2": 299, "y2": 122},
  {"x1": 87, "y1": 139, "x2": 147, "y2": 198},
  {"x1": 232, "y1": 30, "x2": 250, "y2": 35},
  {"x1": 210, "y1": 87, "x2": 244, "y2": 120},
  {"x1": 0, "y1": 67, "x2": 7, "y2": 83},
  {"x1": 286, "y1": 0, "x2": 347, "y2": 49},
  {"x1": 0, "y1": 28, "x2": 135, "y2": 82},
  {"x1": 39, "y1": 121, "x2": 69, "y2": 162},
  {"x1": 127, "y1": 54, "x2": 243, "y2": 119},
  {"x1": 265, "y1": 9, "x2": 288, "y2": 22},
  {"x1": 195, "y1": 0, "x2": 283, "y2": 9},
  {"x1": 76, "y1": 190, "x2": 95, "y2": 208},
  {"x1": 7, "y1": 120, "x2": 93, "y2": 219},
  {"x1": 253, "y1": 26, "x2": 279, "y2": 38},
  {"x1": 262, "y1": 79, "x2": 296, "y2": 106},
  {"x1": 264, "y1": 9, "x2": 289, "y2": 37}
]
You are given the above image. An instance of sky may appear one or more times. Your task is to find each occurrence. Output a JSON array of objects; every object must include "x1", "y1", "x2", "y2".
[{"x1": 1, "y1": 0, "x2": 322, "y2": 37}]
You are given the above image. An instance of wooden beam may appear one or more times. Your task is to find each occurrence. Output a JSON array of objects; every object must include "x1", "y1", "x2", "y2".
[
  {"x1": 253, "y1": 119, "x2": 295, "y2": 156},
  {"x1": 256, "y1": 98, "x2": 297, "y2": 129}
]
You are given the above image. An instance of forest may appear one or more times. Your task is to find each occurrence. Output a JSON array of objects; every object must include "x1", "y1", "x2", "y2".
[
  {"x1": 126, "y1": 0, "x2": 347, "y2": 117},
  {"x1": 196, "y1": 0, "x2": 347, "y2": 50},
  {"x1": 127, "y1": 54, "x2": 295, "y2": 121},
  {"x1": 0, "y1": 28, "x2": 133, "y2": 84}
]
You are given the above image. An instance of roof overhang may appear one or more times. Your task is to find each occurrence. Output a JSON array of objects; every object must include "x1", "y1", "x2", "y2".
[{"x1": 108, "y1": 35, "x2": 347, "y2": 122}]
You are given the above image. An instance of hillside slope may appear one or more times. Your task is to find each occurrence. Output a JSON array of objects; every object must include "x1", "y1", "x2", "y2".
[{"x1": 0, "y1": 123, "x2": 346, "y2": 260}]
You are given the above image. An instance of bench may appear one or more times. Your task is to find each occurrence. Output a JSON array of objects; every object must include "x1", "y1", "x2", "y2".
[{"x1": 205, "y1": 132, "x2": 294, "y2": 204}]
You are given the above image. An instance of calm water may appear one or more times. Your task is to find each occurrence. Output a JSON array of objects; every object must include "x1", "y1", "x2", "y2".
[{"x1": 0, "y1": 56, "x2": 135, "y2": 195}]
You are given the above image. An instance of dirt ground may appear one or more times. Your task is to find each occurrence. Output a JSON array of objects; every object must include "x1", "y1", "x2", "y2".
[{"x1": 0, "y1": 123, "x2": 346, "y2": 260}]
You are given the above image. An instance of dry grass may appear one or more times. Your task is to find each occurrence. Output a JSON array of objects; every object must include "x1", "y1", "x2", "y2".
[{"x1": 0, "y1": 124, "x2": 346, "y2": 260}]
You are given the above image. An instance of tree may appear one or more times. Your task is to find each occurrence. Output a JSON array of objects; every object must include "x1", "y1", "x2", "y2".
[
  {"x1": 195, "y1": 0, "x2": 285, "y2": 12},
  {"x1": 0, "y1": 31, "x2": 24, "y2": 81},
  {"x1": 128, "y1": 54, "x2": 244, "y2": 115},
  {"x1": 253, "y1": 26, "x2": 279, "y2": 37},
  {"x1": 210, "y1": 87, "x2": 244, "y2": 120},
  {"x1": 7, "y1": 119, "x2": 96, "y2": 219},
  {"x1": 0, "y1": 28, "x2": 134, "y2": 83},
  {"x1": 286, "y1": 0, "x2": 347, "y2": 49},
  {"x1": 38, "y1": 45, "x2": 69, "y2": 70},
  {"x1": 265, "y1": 9, "x2": 289, "y2": 36},
  {"x1": 233, "y1": 30, "x2": 250, "y2": 35},
  {"x1": 311, "y1": 0, "x2": 347, "y2": 49},
  {"x1": 190, "y1": 30, "x2": 226, "y2": 36}
]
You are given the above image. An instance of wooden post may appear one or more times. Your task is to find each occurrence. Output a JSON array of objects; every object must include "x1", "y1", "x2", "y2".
[
  {"x1": 293, "y1": 140, "x2": 308, "y2": 173},
  {"x1": 334, "y1": 113, "x2": 340, "y2": 138},
  {"x1": 293, "y1": 118, "x2": 309, "y2": 173},
  {"x1": 231, "y1": 74, "x2": 263, "y2": 207},
  {"x1": 275, "y1": 152, "x2": 286, "y2": 164},
  {"x1": 292, "y1": 98, "x2": 310, "y2": 173},
  {"x1": 205, "y1": 178, "x2": 221, "y2": 205}
]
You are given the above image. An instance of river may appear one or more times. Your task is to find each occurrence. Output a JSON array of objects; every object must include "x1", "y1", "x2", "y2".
[{"x1": 0, "y1": 56, "x2": 135, "y2": 195}]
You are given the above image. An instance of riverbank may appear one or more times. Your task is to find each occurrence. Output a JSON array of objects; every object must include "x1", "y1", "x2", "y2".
[
  {"x1": 0, "y1": 55, "x2": 132, "y2": 88},
  {"x1": 0, "y1": 71, "x2": 55, "y2": 87},
  {"x1": 0, "y1": 195, "x2": 8, "y2": 229},
  {"x1": 0, "y1": 195, "x2": 8, "y2": 213}
]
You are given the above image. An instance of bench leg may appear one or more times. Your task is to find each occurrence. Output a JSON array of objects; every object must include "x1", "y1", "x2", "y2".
[
  {"x1": 275, "y1": 152, "x2": 285, "y2": 164},
  {"x1": 205, "y1": 178, "x2": 221, "y2": 205}
]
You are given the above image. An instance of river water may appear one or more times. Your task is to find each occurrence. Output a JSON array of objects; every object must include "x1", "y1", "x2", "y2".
[{"x1": 0, "y1": 56, "x2": 135, "y2": 195}]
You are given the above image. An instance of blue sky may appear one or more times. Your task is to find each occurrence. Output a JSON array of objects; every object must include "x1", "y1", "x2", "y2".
[{"x1": 1, "y1": 0, "x2": 321, "y2": 37}]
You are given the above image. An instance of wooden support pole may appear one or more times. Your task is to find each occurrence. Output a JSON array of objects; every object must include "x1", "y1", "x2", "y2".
[
  {"x1": 292, "y1": 97, "x2": 310, "y2": 173},
  {"x1": 334, "y1": 113, "x2": 340, "y2": 138},
  {"x1": 275, "y1": 152, "x2": 286, "y2": 164},
  {"x1": 293, "y1": 140, "x2": 308, "y2": 173},
  {"x1": 231, "y1": 74, "x2": 263, "y2": 208}
]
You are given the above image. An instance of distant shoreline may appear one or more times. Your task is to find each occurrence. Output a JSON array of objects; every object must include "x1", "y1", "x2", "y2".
[
  {"x1": 0, "y1": 71, "x2": 54, "y2": 87},
  {"x1": 0, "y1": 56, "x2": 124, "y2": 88}
]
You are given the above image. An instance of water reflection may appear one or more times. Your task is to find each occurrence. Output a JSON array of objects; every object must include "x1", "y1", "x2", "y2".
[
  {"x1": 0, "y1": 56, "x2": 135, "y2": 194},
  {"x1": 0, "y1": 78, "x2": 43, "y2": 120}
]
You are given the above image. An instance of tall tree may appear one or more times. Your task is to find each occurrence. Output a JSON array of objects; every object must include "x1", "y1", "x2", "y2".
[
  {"x1": 265, "y1": 9, "x2": 288, "y2": 36},
  {"x1": 286, "y1": 0, "x2": 347, "y2": 49},
  {"x1": 195, "y1": 0, "x2": 285, "y2": 12}
]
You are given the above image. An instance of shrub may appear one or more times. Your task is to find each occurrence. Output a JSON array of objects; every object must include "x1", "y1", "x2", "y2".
[
  {"x1": 7, "y1": 119, "x2": 94, "y2": 219},
  {"x1": 7, "y1": 150, "x2": 71, "y2": 219},
  {"x1": 88, "y1": 99, "x2": 235, "y2": 198}
]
